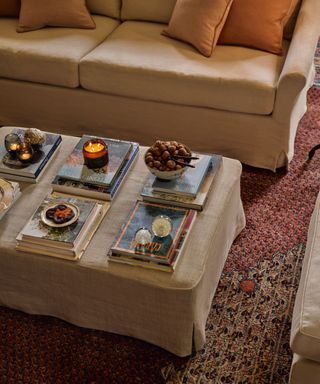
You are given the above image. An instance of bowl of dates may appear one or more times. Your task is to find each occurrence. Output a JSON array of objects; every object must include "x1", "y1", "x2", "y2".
[
  {"x1": 145, "y1": 140, "x2": 193, "y2": 180},
  {"x1": 41, "y1": 202, "x2": 80, "y2": 228}
]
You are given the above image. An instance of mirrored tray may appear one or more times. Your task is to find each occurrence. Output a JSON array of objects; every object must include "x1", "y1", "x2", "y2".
[{"x1": 0, "y1": 179, "x2": 14, "y2": 211}]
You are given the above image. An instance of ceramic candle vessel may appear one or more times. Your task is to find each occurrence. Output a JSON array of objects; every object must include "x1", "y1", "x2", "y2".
[{"x1": 83, "y1": 139, "x2": 108, "y2": 169}]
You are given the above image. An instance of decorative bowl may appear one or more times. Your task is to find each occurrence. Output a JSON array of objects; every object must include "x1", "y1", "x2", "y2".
[
  {"x1": 41, "y1": 202, "x2": 80, "y2": 228},
  {"x1": 145, "y1": 140, "x2": 192, "y2": 180}
]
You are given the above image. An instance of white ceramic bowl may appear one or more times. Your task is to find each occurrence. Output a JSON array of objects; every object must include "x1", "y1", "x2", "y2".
[
  {"x1": 145, "y1": 142, "x2": 192, "y2": 180},
  {"x1": 147, "y1": 165, "x2": 187, "y2": 180}
]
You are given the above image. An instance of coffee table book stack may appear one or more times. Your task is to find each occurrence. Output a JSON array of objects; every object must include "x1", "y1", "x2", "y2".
[
  {"x1": 0, "y1": 128, "x2": 62, "y2": 183},
  {"x1": 108, "y1": 201, "x2": 197, "y2": 272},
  {"x1": 0, "y1": 179, "x2": 21, "y2": 220},
  {"x1": 51, "y1": 135, "x2": 139, "y2": 201},
  {"x1": 140, "y1": 154, "x2": 222, "y2": 210},
  {"x1": 16, "y1": 193, "x2": 109, "y2": 260}
]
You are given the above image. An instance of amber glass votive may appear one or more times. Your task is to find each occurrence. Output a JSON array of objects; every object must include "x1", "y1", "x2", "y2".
[
  {"x1": 5, "y1": 133, "x2": 22, "y2": 156},
  {"x1": 17, "y1": 142, "x2": 34, "y2": 163},
  {"x1": 83, "y1": 139, "x2": 108, "y2": 169}
]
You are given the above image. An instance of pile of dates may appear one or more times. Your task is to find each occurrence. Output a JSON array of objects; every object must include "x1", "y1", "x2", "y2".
[
  {"x1": 46, "y1": 204, "x2": 75, "y2": 224},
  {"x1": 145, "y1": 140, "x2": 191, "y2": 171}
]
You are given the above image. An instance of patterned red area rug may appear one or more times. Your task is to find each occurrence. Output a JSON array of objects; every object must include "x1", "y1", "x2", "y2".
[{"x1": 1, "y1": 88, "x2": 320, "y2": 384}]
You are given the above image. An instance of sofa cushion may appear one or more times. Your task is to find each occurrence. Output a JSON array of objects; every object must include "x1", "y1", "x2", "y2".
[
  {"x1": 284, "y1": 0, "x2": 302, "y2": 40},
  {"x1": 290, "y1": 192, "x2": 320, "y2": 363},
  {"x1": 0, "y1": 16, "x2": 119, "y2": 88},
  {"x1": 121, "y1": 0, "x2": 301, "y2": 40},
  {"x1": 0, "y1": 0, "x2": 20, "y2": 17},
  {"x1": 80, "y1": 21, "x2": 288, "y2": 115},
  {"x1": 163, "y1": 0, "x2": 233, "y2": 57},
  {"x1": 218, "y1": 0, "x2": 293, "y2": 54},
  {"x1": 87, "y1": 0, "x2": 121, "y2": 19},
  {"x1": 17, "y1": 0, "x2": 95, "y2": 33},
  {"x1": 121, "y1": 0, "x2": 176, "y2": 22}
]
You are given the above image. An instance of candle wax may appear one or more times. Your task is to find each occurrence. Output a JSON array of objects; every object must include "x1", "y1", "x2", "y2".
[{"x1": 84, "y1": 142, "x2": 105, "y2": 153}]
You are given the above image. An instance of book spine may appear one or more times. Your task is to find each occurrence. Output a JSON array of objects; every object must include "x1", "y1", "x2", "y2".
[
  {"x1": 34, "y1": 136, "x2": 62, "y2": 178},
  {"x1": 110, "y1": 145, "x2": 139, "y2": 198}
]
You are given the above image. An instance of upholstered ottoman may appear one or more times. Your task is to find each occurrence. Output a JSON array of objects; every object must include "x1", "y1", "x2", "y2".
[{"x1": 290, "y1": 192, "x2": 320, "y2": 383}]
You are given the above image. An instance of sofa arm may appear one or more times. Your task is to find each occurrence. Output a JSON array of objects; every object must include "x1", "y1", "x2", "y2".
[{"x1": 273, "y1": 0, "x2": 320, "y2": 122}]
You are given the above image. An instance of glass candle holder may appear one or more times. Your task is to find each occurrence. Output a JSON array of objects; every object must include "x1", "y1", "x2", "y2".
[
  {"x1": 4, "y1": 133, "x2": 22, "y2": 156},
  {"x1": 83, "y1": 139, "x2": 108, "y2": 169},
  {"x1": 16, "y1": 142, "x2": 34, "y2": 163}
]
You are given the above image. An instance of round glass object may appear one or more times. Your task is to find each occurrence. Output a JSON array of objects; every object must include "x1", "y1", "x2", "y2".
[
  {"x1": 135, "y1": 227, "x2": 152, "y2": 245},
  {"x1": 4, "y1": 133, "x2": 22, "y2": 155},
  {"x1": 16, "y1": 142, "x2": 34, "y2": 163},
  {"x1": 151, "y1": 215, "x2": 173, "y2": 238}
]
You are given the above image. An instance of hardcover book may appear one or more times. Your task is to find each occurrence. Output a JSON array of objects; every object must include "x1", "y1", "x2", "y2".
[
  {"x1": 0, "y1": 128, "x2": 61, "y2": 181},
  {"x1": 52, "y1": 143, "x2": 139, "y2": 200},
  {"x1": 109, "y1": 209, "x2": 197, "y2": 272},
  {"x1": 152, "y1": 154, "x2": 212, "y2": 197},
  {"x1": 16, "y1": 193, "x2": 110, "y2": 260},
  {"x1": 141, "y1": 155, "x2": 222, "y2": 210},
  {"x1": 110, "y1": 201, "x2": 195, "y2": 265},
  {"x1": 56, "y1": 135, "x2": 132, "y2": 188},
  {"x1": 18, "y1": 194, "x2": 98, "y2": 248}
]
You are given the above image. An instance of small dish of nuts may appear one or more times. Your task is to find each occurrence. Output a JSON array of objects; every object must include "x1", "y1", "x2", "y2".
[{"x1": 145, "y1": 140, "x2": 194, "y2": 180}]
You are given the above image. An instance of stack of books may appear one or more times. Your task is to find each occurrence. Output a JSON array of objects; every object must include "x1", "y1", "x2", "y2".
[
  {"x1": 0, "y1": 128, "x2": 62, "y2": 183},
  {"x1": 108, "y1": 201, "x2": 197, "y2": 272},
  {"x1": 0, "y1": 179, "x2": 21, "y2": 221},
  {"x1": 141, "y1": 154, "x2": 222, "y2": 210},
  {"x1": 16, "y1": 193, "x2": 110, "y2": 260},
  {"x1": 52, "y1": 135, "x2": 139, "y2": 200}
]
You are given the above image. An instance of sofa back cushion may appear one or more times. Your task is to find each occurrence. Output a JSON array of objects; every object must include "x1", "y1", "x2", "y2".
[
  {"x1": 121, "y1": 0, "x2": 301, "y2": 40},
  {"x1": 87, "y1": 0, "x2": 121, "y2": 19},
  {"x1": 283, "y1": 0, "x2": 302, "y2": 39},
  {"x1": 121, "y1": 0, "x2": 176, "y2": 22},
  {"x1": 0, "y1": 0, "x2": 20, "y2": 17}
]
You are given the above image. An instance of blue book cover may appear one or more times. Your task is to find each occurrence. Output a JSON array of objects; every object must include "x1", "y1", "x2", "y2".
[
  {"x1": 51, "y1": 143, "x2": 139, "y2": 200},
  {"x1": 152, "y1": 154, "x2": 212, "y2": 197},
  {"x1": 56, "y1": 135, "x2": 132, "y2": 187},
  {"x1": 111, "y1": 201, "x2": 191, "y2": 264},
  {"x1": 0, "y1": 128, "x2": 61, "y2": 178}
]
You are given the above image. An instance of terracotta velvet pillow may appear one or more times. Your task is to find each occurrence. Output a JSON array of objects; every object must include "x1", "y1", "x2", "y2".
[
  {"x1": 0, "y1": 0, "x2": 20, "y2": 17},
  {"x1": 17, "y1": 0, "x2": 95, "y2": 33},
  {"x1": 163, "y1": 0, "x2": 234, "y2": 57},
  {"x1": 218, "y1": 0, "x2": 293, "y2": 54}
]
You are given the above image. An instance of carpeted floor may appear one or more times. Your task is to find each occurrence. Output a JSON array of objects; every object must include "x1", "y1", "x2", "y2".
[{"x1": 1, "y1": 59, "x2": 320, "y2": 384}]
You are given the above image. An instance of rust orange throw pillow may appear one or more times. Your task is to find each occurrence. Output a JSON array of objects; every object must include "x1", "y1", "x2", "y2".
[
  {"x1": 163, "y1": 0, "x2": 234, "y2": 57},
  {"x1": 17, "y1": 0, "x2": 95, "y2": 33},
  {"x1": 0, "y1": 0, "x2": 20, "y2": 17},
  {"x1": 218, "y1": 0, "x2": 293, "y2": 54}
]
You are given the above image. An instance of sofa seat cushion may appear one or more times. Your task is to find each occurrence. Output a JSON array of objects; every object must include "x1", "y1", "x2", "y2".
[
  {"x1": 0, "y1": 16, "x2": 119, "y2": 88},
  {"x1": 290, "y1": 192, "x2": 320, "y2": 363},
  {"x1": 80, "y1": 21, "x2": 288, "y2": 115}
]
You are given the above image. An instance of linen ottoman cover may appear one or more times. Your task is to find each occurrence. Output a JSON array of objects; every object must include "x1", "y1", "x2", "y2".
[
  {"x1": 290, "y1": 192, "x2": 320, "y2": 362},
  {"x1": 0, "y1": 128, "x2": 245, "y2": 356}
]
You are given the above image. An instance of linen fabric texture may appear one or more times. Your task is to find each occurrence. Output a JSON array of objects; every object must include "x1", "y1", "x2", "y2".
[
  {"x1": 0, "y1": 127, "x2": 245, "y2": 356},
  {"x1": 86, "y1": 0, "x2": 121, "y2": 19},
  {"x1": 163, "y1": 0, "x2": 234, "y2": 57},
  {"x1": 17, "y1": 0, "x2": 96, "y2": 33},
  {"x1": 0, "y1": 17, "x2": 119, "y2": 87},
  {"x1": 0, "y1": 0, "x2": 20, "y2": 17},
  {"x1": 218, "y1": 0, "x2": 294, "y2": 54}
]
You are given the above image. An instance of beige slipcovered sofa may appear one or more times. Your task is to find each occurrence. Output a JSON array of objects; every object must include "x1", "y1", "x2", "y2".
[
  {"x1": 0, "y1": 0, "x2": 319, "y2": 170},
  {"x1": 290, "y1": 192, "x2": 320, "y2": 383}
]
